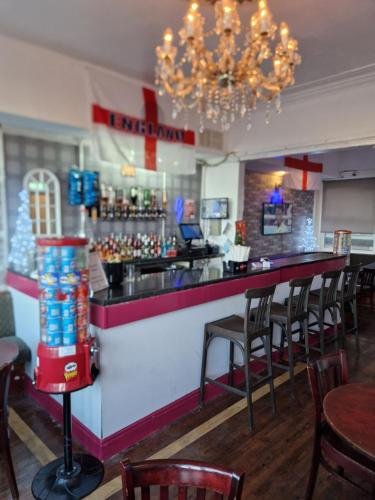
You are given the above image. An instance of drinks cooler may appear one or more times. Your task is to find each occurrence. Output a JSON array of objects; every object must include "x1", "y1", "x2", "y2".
[{"x1": 32, "y1": 237, "x2": 103, "y2": 499}]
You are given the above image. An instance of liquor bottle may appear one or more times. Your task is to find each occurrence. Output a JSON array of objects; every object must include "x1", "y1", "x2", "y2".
[
  {"x1": 100, "y1": 183, "x2": 108, "y2": 220},
  {"x1": 115, "y1": 189, "x2": 123, "y2": 220},
  {"x1": 107, "y1": 187, "x2": 116, "y2": 220},
  {"x1": 121, "y1": 190, "x2": 129, "y2": 220}
]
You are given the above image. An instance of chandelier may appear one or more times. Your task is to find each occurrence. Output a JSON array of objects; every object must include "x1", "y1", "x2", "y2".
[{"x1": 155, "y1": 0, "x2": 301, "y2": 132}]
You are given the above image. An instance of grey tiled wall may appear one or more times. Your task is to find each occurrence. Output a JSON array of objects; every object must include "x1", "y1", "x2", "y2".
[
  {"x1": 4, "y1": 134, "x2": 202, "y2": 246},
  {"x1": 4, "y1": 134, "x2": 80, "y2": 245},
  {"x1": 243, "y1": 168, "x2": 315, "y2": 258}
]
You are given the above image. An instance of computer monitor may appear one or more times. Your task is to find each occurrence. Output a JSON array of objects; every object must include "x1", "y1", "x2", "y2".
[{"x1": 179, "y1": 223, "x2": 204, "y2": 242}]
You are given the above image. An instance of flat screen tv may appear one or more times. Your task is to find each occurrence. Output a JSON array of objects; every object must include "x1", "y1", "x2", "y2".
[
  {"x1": 262, "y1": 203, "x2": 293, "y2": 235},
  {"x1": 201, "y1": 198, "x2": 229, "y2": 219}
]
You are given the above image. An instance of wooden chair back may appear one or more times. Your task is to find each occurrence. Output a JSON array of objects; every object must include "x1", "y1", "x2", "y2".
[
  {"x1": 307, "y1": 350, "x2": 349, "y2": 424},
  {"x1": 244, "y1": 284, "x2": 276, "y2": 341},
  {"x1": 360, "y1": 268, "x2": 375, "y2": 289},
  {"x1": 120, "y1": 459, "x2": 244, "y2": 500},
  {"x1": 342, "y1": 264, "x2": 361, "y2": 301},
  {"x1": 319, "y1": 270, "x2": 341, "y2": 309},
  {"x1": 287, "y1": 275, "x2": 314, "y2": 322}
]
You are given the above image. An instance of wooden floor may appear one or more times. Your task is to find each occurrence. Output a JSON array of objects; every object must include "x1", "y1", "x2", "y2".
[{"x1": 1, "y1": 304, "x2": 375, "y2": 499}]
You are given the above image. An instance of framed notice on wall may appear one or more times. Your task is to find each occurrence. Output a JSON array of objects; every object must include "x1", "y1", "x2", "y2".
[{"x1": 262, "y1": 203, "x2": 293, "y2": 235}]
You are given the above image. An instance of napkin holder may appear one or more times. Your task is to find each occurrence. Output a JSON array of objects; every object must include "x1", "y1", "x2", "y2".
[{"x1": 223, "y1": 260, "x2": 248, "y2": 274}]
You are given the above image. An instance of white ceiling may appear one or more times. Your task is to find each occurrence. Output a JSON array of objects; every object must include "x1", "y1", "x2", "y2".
[{"x1": 1, "y1": 0, "x2": 375, "y2": 87}]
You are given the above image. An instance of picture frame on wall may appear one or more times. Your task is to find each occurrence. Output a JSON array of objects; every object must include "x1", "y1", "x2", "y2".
[{"x1": 262, "y1": 203, "x2": 293, "y2": 235}]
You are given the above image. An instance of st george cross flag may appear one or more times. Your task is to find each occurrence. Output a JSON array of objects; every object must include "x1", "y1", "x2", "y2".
[
  {"x1": 282, "y1": 155, "x2": 323, "y2": 191},
  {"x1": 87, "y1": 67, "x2": 196, "y2": 175}
]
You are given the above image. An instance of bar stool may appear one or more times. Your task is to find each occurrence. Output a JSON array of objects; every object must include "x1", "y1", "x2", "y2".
[
  {"x1": 270, "y1": 276, "x2": 314, "y2": 394},
  {"x1": 359, "y1": 267, "x2": 375, "y2": 309},
  {"x1": 337, "y1": 265, "x2": 361, "y2": 352},
  {"x1": 307, "y1": 270, "x2": 342, "y2": 356},
  {"x1": 199, "y1": 284, "x2": 277, "y2": 431}
]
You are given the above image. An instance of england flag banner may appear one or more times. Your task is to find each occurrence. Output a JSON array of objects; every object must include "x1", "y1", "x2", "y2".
[
  {"x1": 283, "y1": 155, "x2": 323, "y2": 191},
  {"x1": 88, "y1": 67, "x2": 196, "y2": 175}
]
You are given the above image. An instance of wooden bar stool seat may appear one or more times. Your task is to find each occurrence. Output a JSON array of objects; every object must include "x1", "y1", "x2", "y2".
[
  {"x1": 205, "y1": 315, "x2": 245, "y2": 341},
  {"x1": 200, "y1": 284, "x2": 277, "y2": 431}
]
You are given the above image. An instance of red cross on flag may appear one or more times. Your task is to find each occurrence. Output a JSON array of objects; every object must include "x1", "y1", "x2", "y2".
[
  {"x1": 88, "y1": 67, "x2": 196, "y2": 175},
  {"x1": 283, "y1": 155, "x2": 323, "y2": 191}
]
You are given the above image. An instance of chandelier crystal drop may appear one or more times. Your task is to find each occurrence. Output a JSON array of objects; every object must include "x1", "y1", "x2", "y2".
[{"x1": 155, "y1": 0, "x2": 301, "y2": 132}]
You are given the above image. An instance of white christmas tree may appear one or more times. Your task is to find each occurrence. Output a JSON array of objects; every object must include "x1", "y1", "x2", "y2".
[
  {"x1": 8, "y1": 190, "x2": 36, "y2": 274},
  {"x1": 301, "y1": 217, "x2": 318, "y2": 252}
]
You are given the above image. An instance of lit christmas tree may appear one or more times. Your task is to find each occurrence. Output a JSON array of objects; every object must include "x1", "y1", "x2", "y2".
[
  {"x1": 301, "y1": 217, "x2": 318, "y2": 252},
  {"x1": 8, "y1": 190, "x2": 36, "y2": 274}
]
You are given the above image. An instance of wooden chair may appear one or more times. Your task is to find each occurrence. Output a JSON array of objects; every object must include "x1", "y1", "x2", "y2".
[
  {"x1": 359, "y1": 268, "x2": 375, "y2": 309},
  {"x1": 200, "y1": 284, "x2": 277, "y2": 431},
  {"x1": 337, "y1": 265, "x2": 361, "y2": 352},
  {"x1": 120, "y1": 459, "x2": 244, "y2": 499},
  {"x1": 0, "y1": 362, "x2": 19, "y2": 499},
  {"x1": 305, "y1": 350, "x2": 375, "y2": 499}
]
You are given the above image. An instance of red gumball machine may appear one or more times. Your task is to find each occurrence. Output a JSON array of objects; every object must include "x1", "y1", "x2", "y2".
[{"x1": 32, "y1": 237, "x2": 103, "y2": 500}]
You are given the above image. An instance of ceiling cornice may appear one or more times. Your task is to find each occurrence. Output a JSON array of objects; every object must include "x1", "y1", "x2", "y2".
[{"x1": 283, "y1": 63, "x2": 375, "y2": 103}]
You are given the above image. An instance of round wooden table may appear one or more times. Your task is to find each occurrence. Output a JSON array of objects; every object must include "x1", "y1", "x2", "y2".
[
  {"x1": 323, "y1": 383, "x2": 375, "y2": 462},
  {"x1": 0, "y1": 338, "x2": 19, "y2": 367}
]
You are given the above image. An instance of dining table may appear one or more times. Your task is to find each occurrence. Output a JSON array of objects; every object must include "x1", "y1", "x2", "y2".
[
  {"x1": 0, "y1": 338, "x2": 19, "y2": 368},
  {"x1": 323, "y1": 382, "x2": 375, "y2": 462}
]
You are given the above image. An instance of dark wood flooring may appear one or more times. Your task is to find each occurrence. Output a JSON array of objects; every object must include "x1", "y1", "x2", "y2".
[{"x1": 1, "y1": 304, "x2": 375, "y2": 499}]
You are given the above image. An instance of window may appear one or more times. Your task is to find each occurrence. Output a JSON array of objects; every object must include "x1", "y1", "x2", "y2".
[
  {"x1": 23, "y1": 168, "x2": 62, "y2": 236},
  {"x1": 323, "y1": 233, "x2": 375, "y2": 253}
]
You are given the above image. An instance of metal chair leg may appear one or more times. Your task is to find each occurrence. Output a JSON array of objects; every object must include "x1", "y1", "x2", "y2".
[
  {"x1": 303, "y1": 318, "x2": 310, "y2": 361},
  {"x1": 199, "y1": 328, "x2": 209, "y2": 407},
  {"x1": 286, "y1": 325, "x2": 295, "y2": 396},
  {"x1": 340, "y1": 301, "x2": 346, "y2": 349},
  {"x1": 228, "y1": 341, "x2": 234, "y2": 386},
  {"x1": 332, "y1": 306, "x2": 339, "y2": 352},
  {"x1": 265, "y1": 335, "x2": 276, "y2": 416},
  {"x1": 319, "y1": 310, "x2": 325, "y2": 356},
  {"x1": 352, "y1": 297, "x2": 360, "y2": 354},
  {"x1": 244, "y1": 345, "x2": 254, "y2": 431}
]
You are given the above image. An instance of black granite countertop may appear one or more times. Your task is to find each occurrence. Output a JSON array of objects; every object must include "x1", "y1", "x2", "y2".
[{"x1": 91, "y1": 252, "x2": 345, "y2": 307}]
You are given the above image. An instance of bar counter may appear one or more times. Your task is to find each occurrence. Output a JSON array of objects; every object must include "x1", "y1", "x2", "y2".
[
  {"x1": 93, "y1": 252, "x2": 345, "y2": 305},
  {"x1": 7, "y1": 251, "x2": 346, "y2": 460}
]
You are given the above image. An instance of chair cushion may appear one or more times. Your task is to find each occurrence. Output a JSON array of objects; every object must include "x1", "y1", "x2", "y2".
[
  {"x1": 206, "y1": 315, "x2": 245, "y2": 343},
  {"x1": 0, "y1": 336, "x2": 31, "y2": 365}
]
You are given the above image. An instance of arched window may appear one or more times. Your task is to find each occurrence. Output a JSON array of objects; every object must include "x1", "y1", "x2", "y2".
[{"x1": 23, "y1": 168, "x2": 62, "y2": 236}]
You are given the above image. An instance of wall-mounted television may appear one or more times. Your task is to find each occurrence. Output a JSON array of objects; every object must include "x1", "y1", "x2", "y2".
[
  {"x1": 262, "y1": 203, "x2": 293, "y2": 235},
  {"x1": 201, "y1": 198, "x2": 229, "y2": 219}
]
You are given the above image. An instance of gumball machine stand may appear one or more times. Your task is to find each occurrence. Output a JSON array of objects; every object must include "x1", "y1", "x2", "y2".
[{"x1": 31, "y1": 237, "x2": 103, "y2": 499}]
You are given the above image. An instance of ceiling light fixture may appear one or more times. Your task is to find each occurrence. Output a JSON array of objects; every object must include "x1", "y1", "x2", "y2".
[{"x1": 155, "y1": 0, "x2": 301, "y2": 132}]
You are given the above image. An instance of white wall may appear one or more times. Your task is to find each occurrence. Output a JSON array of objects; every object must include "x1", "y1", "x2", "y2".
[{"x1": 201, "y1": 160, "x2": 244, "y2": 245}]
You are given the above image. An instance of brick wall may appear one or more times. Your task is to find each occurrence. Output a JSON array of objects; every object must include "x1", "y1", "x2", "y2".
[{"x1": 243, "y1": 168, "x2": 315, "y2": 258}]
